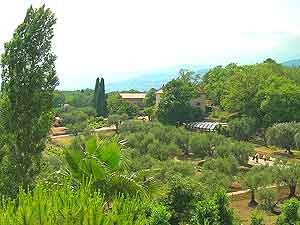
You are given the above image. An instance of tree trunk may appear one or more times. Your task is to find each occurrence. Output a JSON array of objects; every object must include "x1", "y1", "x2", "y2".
[
  {"x1": 115, "y1": 123, "x2": 119, "y2": 134},
  {"x1": 248, "y1": 190, "x2": 258, "y2": 207},
  {"x1": 288, "y1": 178, "x2": 297, "y2": 198},
  {"x1": 286, "y1": 146, "x2": 293, "y2": 155}
]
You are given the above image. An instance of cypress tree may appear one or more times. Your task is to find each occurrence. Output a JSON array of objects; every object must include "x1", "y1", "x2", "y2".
[
  {"x1": 95, "y1": 77, "x2": 101, "y2": 116},
  {"x1": 94, "y1": 77, "x2": 100, "y2": 104},
  {"x1": 99, "y1": 78, "x2": 105, "y2": 116}
]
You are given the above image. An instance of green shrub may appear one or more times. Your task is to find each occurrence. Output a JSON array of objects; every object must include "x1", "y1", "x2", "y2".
[
  {"x1": 276, "y1": 198, "x2": 300, "y2": 225},
  {"x1": 251, "y1": 210, "x2": 265, "y2": 225},
  {"x1": 150, "y1": 204, "x2": 171, "y2": 225},
  {"x1": 191, "y1": 190, "x2": 235, "y2": 225},
  {"x1": 258, "y1": 189, "x2": 276, "y2": 211},
  {"x1": 0, "y1": 184, "x2": 148, "y2": 225},
  {"x1": 227, "y1": 116, "x2": 257, "y2": 141}
]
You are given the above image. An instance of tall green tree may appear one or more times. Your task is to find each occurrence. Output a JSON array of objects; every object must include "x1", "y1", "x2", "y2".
[
  {"x1": 157, "y1": 78, "x2": 198, "y2": 124},
  {"x1": 99, "y1": 77, "x2": 106, "y2": 116},
  {"x1": 144, "y1": 88, "x2": 157, "y2": 107},
  {"x1": 0, "y1": 6, "x2": 58, "y2": 191},
  {"x1": 94, "y1": 77, "x2": 100, "y2": 105}
]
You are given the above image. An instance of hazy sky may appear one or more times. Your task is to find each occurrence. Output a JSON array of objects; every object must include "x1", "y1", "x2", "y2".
[{"x1": 0, "y1": 0, "x2": 300, "y2": 89}]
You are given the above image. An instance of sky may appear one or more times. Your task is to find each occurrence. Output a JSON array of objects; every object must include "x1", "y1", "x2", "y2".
[{"x1": 0, "y1": 0, "x2": 300, "y2": 90}]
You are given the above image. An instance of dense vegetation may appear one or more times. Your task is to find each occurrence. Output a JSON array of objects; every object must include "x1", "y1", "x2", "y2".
[{"x1": 2, "y1": 5, "x2": 300, "y2": 225}]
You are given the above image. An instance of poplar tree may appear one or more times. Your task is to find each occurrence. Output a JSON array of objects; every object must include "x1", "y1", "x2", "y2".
[{"x1": 0, "y1": 5, "x2": 58, "y2": 191}]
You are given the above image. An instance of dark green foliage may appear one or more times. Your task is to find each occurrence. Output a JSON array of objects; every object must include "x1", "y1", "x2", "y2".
[
  {"x1": 276, "y1": 198, "x2": 300, "y2": 225},
  {"x1": 149, "y1": 204, "x2": 171, "y2": 225},
  {"x1": 203, "y1": 61, "x2": 300, "y2": 127},
  {"x1": 227, "y1": 116, "x2": 257, "y2": 141},
  {"x1": 60, "y1": 89, "x2": 94, "y2": 108},
  {"x1": 191, "y1": 190, "x2": 235, "y2": 225},
  {"x1": 144, "y1": 88, "x2": 157, "y2": 107},
  {"x1": 0, "y1": 5, "x2": 58, "y2": 192},
  {"x1": 99, "y1": 78, "x2": 106, "y2": 116},
  {"x1": 95, "y1": 77, "x2": 106, "y2": 117},
  {"x1": 165, "y1": 175, "x2": 204, "y2": 225},
  {"x1": 157, "y1": 77, "x2": 201, "y2": 124}
]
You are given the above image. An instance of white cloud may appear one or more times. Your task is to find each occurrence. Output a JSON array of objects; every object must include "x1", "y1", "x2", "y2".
[{"x1": 0, "y1": 0, "x2": 299, "y2": 89}]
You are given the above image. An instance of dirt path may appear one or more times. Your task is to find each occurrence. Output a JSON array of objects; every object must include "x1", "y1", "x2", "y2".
[{"x1": 50, "y1": 126, "x2": 116, "y2": 139}]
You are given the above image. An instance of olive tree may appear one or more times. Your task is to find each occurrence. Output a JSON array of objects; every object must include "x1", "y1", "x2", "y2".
[
  {"x1": 242, "y1": 166, "x2": 272, "y2": 207},
  {"x1": 266, "y1": 122, "x2": 300, "y2": 154},
  {"x1": 272, "y1": 161, "x2": 300, "y2": 199}
]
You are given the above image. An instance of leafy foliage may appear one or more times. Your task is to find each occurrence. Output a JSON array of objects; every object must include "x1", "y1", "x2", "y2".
[
  {"x1": 107, "y1": 92, "x2": 139, "y2": 117},
  {"x1": 191, "y1": 190, "x2": 235, "y2": 225},
  {"x1": 157, "y1": 75, "x2": 202, "y2": 124},
  {"x1": 227, "y1": 116, "x2": 257, "y2": 141},
  {"x1": 65, "y1": 136, "x2": 148, "y2": 197},
  {"x1": 0, "y1": 5, "x2": 58, "y2": 192},
  {"x1": 276, "y1": 198, "x2": 300, "y2": 225},
  {"x1": 144, "y1": 88, "x2": 157, "y2": 107},
  {"x1": 0, "y1": 184, "x2": 149, "y2": 225},
  {"x1": 266, "y1": 122, "x2": 300, "y2": 153},
  {"x1": 203, "y1": 60, "x2": 300, "y2": 127}
]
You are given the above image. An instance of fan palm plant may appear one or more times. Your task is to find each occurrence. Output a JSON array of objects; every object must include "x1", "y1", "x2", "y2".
[{"x1": 65, "y1": 136, "x2": 157, "y2": 197}]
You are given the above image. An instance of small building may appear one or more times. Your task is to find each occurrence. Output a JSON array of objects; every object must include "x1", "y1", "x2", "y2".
[
  {"x1": 188, "y1": 121, "x2": 228, "y2": 132},
  {"x1": 120, "y1": 93, "x2": 146, "y2": 108}
]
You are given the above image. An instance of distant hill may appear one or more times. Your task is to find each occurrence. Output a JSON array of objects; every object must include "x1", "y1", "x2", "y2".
[
  {"x1": 282, "y1": 59, "x2": 300, "y2": 68},
  {"x1": 106, "y1": 65, "x2": 211, "y2": 92}
]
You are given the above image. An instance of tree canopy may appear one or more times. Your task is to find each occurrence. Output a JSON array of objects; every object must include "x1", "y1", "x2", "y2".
[
  {"x1": 203, "y1": 60, "x2": 300, "y2": 127},
  {"x1": 0, "y1": 5, "x2": 58, "y2": 193}
]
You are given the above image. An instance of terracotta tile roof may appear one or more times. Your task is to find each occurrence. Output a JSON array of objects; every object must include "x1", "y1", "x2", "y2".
[{"x1": 120, "y1": 93, "x2": 146, "y2": 99}]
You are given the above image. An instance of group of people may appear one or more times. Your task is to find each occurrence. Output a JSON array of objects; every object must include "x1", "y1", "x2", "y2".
[{"x1": 252, "y1": 153, "x2": 269, "y2": 163}]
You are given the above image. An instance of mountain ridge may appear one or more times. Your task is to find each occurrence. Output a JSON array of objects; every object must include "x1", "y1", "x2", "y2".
[{"x1": 106, "y1": 64, "x2": 212, "y2": 92}]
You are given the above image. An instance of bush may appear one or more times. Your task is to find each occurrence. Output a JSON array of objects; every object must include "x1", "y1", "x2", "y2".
[
  {"x1": 227, "y1": 116, "x2": 257, "y2": 141},
  {"x1": 203, "y1": 157, "x2": 239, "y2": 177},
  {"x1": 165, "y1": 175, "x2": 204, "y2": 225},
  {"x1": 251, "y1": 210, "x2": 265, "y2": 225},
  {"x1": 276, "y1": 198, "x2": 300, "y2": 225},
  {"x1": 0, "y1": 184, "x2": 149, "y2": 224},
  {"x1": 158, "y1": 160, "x2": 195, "y2": 180},
  {"x1": 150, "y1": 204, "x2": 171, "y2": 225},
  {"x1": 189, "y1": 134, "x2": 211, "y2": 157},
  {"x1": 215, "y1": 141, "x2": 254, "y2": 165},
  {"x1": 191, "y1": 190, "x2": 235, "y2": 225},
  {"x1": 258, "y1": 189, "x2": 276, "y2": 211}
]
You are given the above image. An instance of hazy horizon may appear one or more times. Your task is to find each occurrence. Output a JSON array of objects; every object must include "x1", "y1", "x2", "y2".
[{"x1": 1, "y1": 0, "x2": 300, "y2": 90}]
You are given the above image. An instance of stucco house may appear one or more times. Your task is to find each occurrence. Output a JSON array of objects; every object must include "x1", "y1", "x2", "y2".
[{"x1": 120, "y1": 92, "x2": 146, "y2": 108}]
